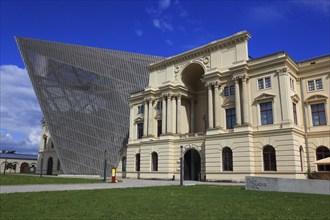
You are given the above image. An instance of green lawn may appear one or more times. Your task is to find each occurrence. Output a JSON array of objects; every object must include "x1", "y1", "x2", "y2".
[
  {"x1": 0, "y1": 174, "x2": 102, "y2": 185},
  {"x1": 1, "y1": 185, "x2": 329, "y2": 219}
]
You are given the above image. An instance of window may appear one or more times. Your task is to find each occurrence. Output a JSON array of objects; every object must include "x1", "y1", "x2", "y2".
[
  {"x1": 224, "y1": 85, "x2": 235, "y2": 96},
  {"x1": 263, "y1": 145, "x2": 277, "y2": 171},
  {"x1": 299, "y1": 146, "x2": 304, "y2": 172},
  {"x1": 226, "y1": 108, "x2": 236, "y2": 129},
  {"x1": 260, "y1": 102, "x2": 273, "y2": 125},
  {"x1": 156, "y1": 101, "x2": 162, "y2": 110},
  {"x1": 137, "y1": 123, "x2": 144, "y2": 139},
  {"x1": 316, "y1": 146, "x2": 330, "y2": 171},
  {"x1": 311, "y1": 103, "x2": 326, "y2": 126},
  {"x1": 222, "y1": 147, "x2": 233, "y2": 171},
  {"x1": 293, "y1": 103, "x2": 297, "y2": 125},
  {"x1": 290, "y1": 78, "x2": 295, "y2": 90},
  {"x1": 137, "y1": 105, "x2": 144, "y2": 114},
  {"x1": 151, "y1": 152, "x2": 158, "y2": 171},
  {"x1": 51, "y1": 142, "x2": 54, "y2": 148},
  {"x1": 308, "y1": 79, "x2": 323, "y2": 91},
  {"x1": 157, "y1": 120, "x2": 162, "y2": 137},
  {"x1": 258, "y1": 77, "x2": 271, "y2": 90},
  {"x1": 135, "y1": 154, "x2": 140, "y2": 171},
  {"x1": 122, "y1": 157, "x2": 126, "y2": 172}
]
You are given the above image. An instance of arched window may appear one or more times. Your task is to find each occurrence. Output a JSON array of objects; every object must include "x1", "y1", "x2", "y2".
[
  {"x1": 122, "y1": 157, "x2": 126, "y2": 172},
  {"x1": 263, "y1": 145, "x2": 277, "y2": 171},
  {"x1": 135, "y1": 154, "x2": 140, "y2": 172},
  {"x1": 222, "y1": 147, "x2": 233, "y2": 171},
  {"x1": 151, "y1": 152, "x2": 158, "y2": 171},
  {"x1": 316, "y1": 146, "x2": 330, "y2": 171},
  {"x1": 57, "y1": 159, "x2": 61, "y2": 171}
]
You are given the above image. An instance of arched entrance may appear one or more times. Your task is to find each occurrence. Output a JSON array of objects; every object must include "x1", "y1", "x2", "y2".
[
  {"x1": 20, "y1": 162, "x2": 28, "y2": 173},
  {"x1": 181, "y1": 63, "x2": 207, "y2": 133},
  {"x1": 47, "y1": 157, "x2": 53, "y2": 175},
  {"x1": 184, "y1": 149, "x2": 201, "y2": 181}
]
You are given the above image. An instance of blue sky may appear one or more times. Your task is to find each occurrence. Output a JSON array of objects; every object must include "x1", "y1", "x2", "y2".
[{"x1": 1, "y1": 0, "x2": 329, "y2": 154}]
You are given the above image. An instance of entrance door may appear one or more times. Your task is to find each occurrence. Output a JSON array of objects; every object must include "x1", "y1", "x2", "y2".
[
  {"x1": 184, "y1": 149, "x2": 201, "y2": 181},
  {"x1": 47, "y1": 157, "x2": 53, "y2": 175}
]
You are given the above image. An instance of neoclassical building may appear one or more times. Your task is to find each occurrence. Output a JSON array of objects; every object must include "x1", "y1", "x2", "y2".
[{"x1": 119, "y1": 31, "x2": 330, "y2": 182}]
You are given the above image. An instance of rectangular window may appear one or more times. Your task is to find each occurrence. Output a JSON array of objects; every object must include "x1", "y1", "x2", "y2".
[
  {"x1": 230, "y1": 85, "x2": 235, "y2": 95},
  {"x1": 224, "y1": 86, "x2": 229, "y2": 96},
  {"x1": 316, "y1": 79, "x2": 323, "y2": 90},
  {"x1": 290, "y1": 78, "x2": 295, "y2": 90},
  {"x1": 293, "y1": 103, "x2": 297, "y2": 125},
  {"x1": 265, "y1": 77, "x2": 271, "y2": 88},
  {"x1": 311, "y1": 103, "x2": 326, "y2": 126},
  {"x1": 156, "y1": 101, "x2": 162, "y2": 110},
  {"x1": 138, "y1": 105, "x2": 144, "y2": 114},
  {"x1": 224, "y1": 85, "x2": 234, "y2": 96},
  {"x1": 226, "y1": 108, "x2": 236, "y2": 129},
  {"x1": 258, "y1": 77, "x2": 271, "y2": 90},
  {"x1": 157, "y1": 120, "x2": 162, "y2": 137},
  {"x1": 308, "y1": 79, "x2": 323, "y2": 92},
  {"x1": 137, "y1": 123, "x2": 144, "y2": 139},
  {"x1": 260, "y1": 102, "x2": 273, "y2": 125}
]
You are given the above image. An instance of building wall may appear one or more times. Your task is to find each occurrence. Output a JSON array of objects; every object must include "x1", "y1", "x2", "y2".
[{"x1": 126, "y1": 31, "x2": 330, "y2": 182}]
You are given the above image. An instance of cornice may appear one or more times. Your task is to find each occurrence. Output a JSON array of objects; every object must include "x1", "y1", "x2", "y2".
[{"x1": 148, "y1": 31, "x2": 251, "y2": 72}]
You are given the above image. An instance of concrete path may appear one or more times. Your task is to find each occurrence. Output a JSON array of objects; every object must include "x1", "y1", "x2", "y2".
[{"x1": 0, "y1": 179, "x2": 244, "y2": 194}]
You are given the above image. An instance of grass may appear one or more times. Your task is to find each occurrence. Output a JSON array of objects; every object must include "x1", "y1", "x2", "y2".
[
  {"x1": 0, "y1": 174, "x2": 102, "y2": 185},
  {"x1": 1, "y1": 185, "x2": 329, "y2": 219}
]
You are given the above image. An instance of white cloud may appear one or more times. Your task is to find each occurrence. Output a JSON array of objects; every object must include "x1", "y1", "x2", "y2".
[
  {"x1": 159, "y1": 0, "x2": 171, "y2": 10},
  {"x1": 295, "y1": 0, "x2": 330, "y2": 16},
  {"x1": 0, "y1": 65, "x2": 42, "y2": 154},
  {"x1": 166, "y1": 39, "x2": 173, "y2": 45},
  {"x1": 135, "y1": 29, "x2": 143, "y2": 36},
  {"x1": 153, "y1": 19, "x2": 161, "y2": 29},
  {"x1": 248, "y1": 6, "x2": 287, "y2": 22}
]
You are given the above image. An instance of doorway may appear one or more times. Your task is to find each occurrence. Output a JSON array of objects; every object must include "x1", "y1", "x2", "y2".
[
  {"x1": 47, "y1": 157, "x2": 53, "y2": 175},
  {"x1": 184, "y1": 149, "x2": 201, "y2": 181}
]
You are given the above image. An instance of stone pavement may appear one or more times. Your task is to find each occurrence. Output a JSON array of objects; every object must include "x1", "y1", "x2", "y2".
[{"x1": 0, "y1": 179, "x2": 244, "y2": 194}]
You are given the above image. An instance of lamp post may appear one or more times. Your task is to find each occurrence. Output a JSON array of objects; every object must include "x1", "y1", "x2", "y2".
[{"x1": 180, "y1": 145, "x2": 183, "y2": 186}]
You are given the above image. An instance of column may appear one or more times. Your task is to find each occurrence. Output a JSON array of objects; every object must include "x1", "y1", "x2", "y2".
[
  {"x1": 177, "y1": 95, "x2": 181, "y2": 134},
  {"x1": 235, "y1": 78, "x2": 242, "y2": 126},
  {"x1": 148, "y1": 100, "x2": 153, "y2": 136},
  {"x1": 143, "y1": 101, "x2": 148, "y2": 136},
  {"x1": 208, "y1": 84, "x2": 214, "y2": 128},
  {"x1": 278, "y1": 69, "x2": 293, "y2": 123},
  {"x1": 162, "y1": 97, "x2": 166, "y2": 134},
  {"x1": 214, "y1": 83, "x2": 220, "y2": 128},
  {"x1": 129, "y1": 105, "x2": 134, "y2": 140},
  {"x1": 172, "y1": 96, "x2": 177, "y2": 133},
  {"x1": 218, "y1": 86, "x2": 224, "y2": 129},
  {"x1": 242, "y1": 76, "x2": 250, "y2": 125},
  {"x1": 167, "y1": 95, "x2": 171, "y2": 133},
  {"x1": 190, "y1": 99, "x2": 195, "y2": 133}
]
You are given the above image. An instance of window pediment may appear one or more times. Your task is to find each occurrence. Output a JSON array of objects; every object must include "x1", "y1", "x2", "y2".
[
  {"x1": 134, "y1": 117, "x2": 144, "y2": 123},
  {"x1": 253, "y1": 93, "x2": 275, "y2": 105},
  {"x1": 222, "y1": 100, "x2": 235, "y2": 108},
  {"x1": 305, "y1": 95, "x2": 328, "y2": 105},
  {"x1": 154, "y1": 111, "x2": 162, "y2": 120},
  {"x1": 291, "y1": 94, "x2": 300, "y2": 103}
]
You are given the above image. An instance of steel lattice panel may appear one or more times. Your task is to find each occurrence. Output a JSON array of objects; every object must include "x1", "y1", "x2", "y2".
[{"x1": 16, "y1": 37, "x2": 163, "y2": 175}]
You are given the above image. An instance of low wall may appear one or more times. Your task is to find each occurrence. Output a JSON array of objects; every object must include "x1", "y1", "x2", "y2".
[{"x1": 245, "y1": 176, "x2": 330, "y2": 195}]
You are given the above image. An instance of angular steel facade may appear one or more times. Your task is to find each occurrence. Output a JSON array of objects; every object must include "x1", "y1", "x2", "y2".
[{"x1": 16, "y1": 37, "x2": 163, "y2": 175}]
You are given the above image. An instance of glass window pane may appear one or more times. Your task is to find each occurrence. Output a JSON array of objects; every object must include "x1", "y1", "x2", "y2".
[
  {"x1": 224, "y1": 87, "x2": 229, "y2": 96},
  {"x1": 265, "y1": 77, "x2": 271, "y2": 88},
  {"x1": 316, "y1": 79, "x2": 323, "y2": 90},
  {"x1": 230, "y1": 85, "x2": 235, "y2": 95},
  {"x1": 258, "y1": 79, "x2": 264, "y2": 89},
  {"x1": 308, "y1": 80, "x2": 315, "y2": 91}
]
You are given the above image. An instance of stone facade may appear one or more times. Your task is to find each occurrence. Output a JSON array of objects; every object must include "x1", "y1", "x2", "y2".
[
  {"x1": 120, "y1": 31, "x2": 330, "y2": 182},
  {"x1": 36, "y1": 119, "x2": 61, "y2": 175}
]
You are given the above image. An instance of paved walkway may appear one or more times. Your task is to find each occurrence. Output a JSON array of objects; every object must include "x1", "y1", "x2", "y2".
[{"x1": 0, "y1": 179, "x2": 244, "y2": 194}]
